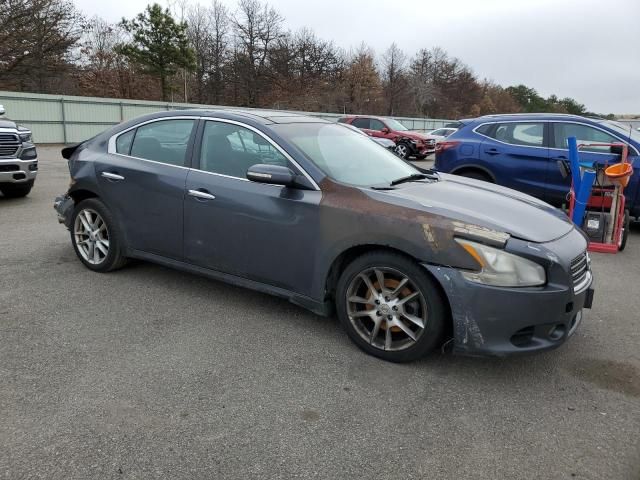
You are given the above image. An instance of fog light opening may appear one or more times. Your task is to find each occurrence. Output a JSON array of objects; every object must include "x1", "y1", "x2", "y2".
[{"x1": 548, "y1": 324, "x2": 565, "y2": 341}]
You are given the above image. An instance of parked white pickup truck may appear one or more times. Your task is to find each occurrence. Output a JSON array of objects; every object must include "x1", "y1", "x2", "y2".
[{"x1": 0, "y1": 104, "x2": 37, "y2": 198}]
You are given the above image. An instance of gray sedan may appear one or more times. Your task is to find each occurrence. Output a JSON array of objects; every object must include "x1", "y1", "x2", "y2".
[{"x1": 54, "y1": 109, "x2": 593, "y2": 362}]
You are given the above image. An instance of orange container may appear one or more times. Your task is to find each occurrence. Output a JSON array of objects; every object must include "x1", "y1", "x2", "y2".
[{"x1": 605, "y1": 162, "x2": 633, "y2": 188}]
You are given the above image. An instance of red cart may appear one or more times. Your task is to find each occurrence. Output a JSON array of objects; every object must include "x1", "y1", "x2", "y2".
[{"x1": 567, "y1": 143, "x2": 633, "y2": 253}]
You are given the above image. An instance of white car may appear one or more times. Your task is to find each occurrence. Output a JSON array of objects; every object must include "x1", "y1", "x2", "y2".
[{"x1": 424, "y1": 128, "x2": 458, "y2": 146}]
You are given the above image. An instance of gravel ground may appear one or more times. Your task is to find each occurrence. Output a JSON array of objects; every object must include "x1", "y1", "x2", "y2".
[{"x1": 1, "y1": 146, "x2": 639, "y2": 479}]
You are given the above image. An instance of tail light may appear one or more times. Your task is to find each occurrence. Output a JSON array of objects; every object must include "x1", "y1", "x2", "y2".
[{"x1": 435, "y1": 141, "x2": 460, "y2": 154}]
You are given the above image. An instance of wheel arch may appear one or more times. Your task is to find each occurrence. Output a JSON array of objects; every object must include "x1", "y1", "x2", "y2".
[
  {"x1": 324, "y1": 244, "x2": 453, "y2": 341},
  {"x1": 450, "y1": 164, "x2": 496, "y2": 182}
]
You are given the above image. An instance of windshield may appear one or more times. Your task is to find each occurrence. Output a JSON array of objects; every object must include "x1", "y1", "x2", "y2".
[
  {"x1": 273, "y1": 123, "x2": 418, "y2": 187},
  {"x1": 384, "y1": 118, "x2": 408, "y2": 131},
  {"x1": 598, "y1": 120, "x2": 640, "y2": 145}
]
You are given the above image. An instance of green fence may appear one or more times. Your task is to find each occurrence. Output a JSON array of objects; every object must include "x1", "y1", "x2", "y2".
[{"x1": 0, "y1": 90, "x2": 453, "y2": 144}]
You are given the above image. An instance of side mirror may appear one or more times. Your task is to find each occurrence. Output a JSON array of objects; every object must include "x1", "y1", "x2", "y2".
[
  {"x1": 381, "y1": 127, "x2": 390, "y2": 134},
  {"x1": 0, "y1": 104, "x2": 5, "y2": 115},
  {"x1": 246, "y1": 164, "x2": 296, "y2": 187}
]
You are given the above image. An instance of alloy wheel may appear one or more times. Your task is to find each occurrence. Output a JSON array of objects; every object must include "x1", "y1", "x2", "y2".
[
  {"x1": 346, "y1": 267, "x2": 428, "y2": 351},
  {"x1": 395, "y1": 144, "x2": 408, "y2": 158},
  {"x1": 74, "y1": 208, "x2": 110, "y2": 265}
]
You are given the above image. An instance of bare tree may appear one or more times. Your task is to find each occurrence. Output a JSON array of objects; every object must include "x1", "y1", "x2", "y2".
[
  {"x1": 231, "y1": 0, "x2": 283, "y2": 106},
  {"x1": 208, "y1": 0, "x2": 229, "y2": 104},
  {"x1": 381, "y1": 43, "x2": 407, "y2": 115},
  {"x1": 0, "y1": 0, "x2": 82, "y2": 92}
]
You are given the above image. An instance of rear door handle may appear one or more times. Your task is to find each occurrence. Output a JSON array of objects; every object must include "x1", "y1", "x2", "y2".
[
  {"x1": 101, "y1": 172, "x2": 124, "y2": 181},
  {"x1": 188, "y1": 189, "x2": 216, "y2": 201}
]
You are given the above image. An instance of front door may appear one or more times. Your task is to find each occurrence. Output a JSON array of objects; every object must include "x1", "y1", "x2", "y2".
[
  {"x1": 183, "y1": 120, "x2": 321, "y2": 296},
  {"x1": 479, "y1": 121, "x2": 549, "y2": 200},
  {"x1": 95, "y1": 118, "x2": 197, "y2": 259},
  {"x1": 546, "y1": 122, "x2": 626, "y2": 206}
]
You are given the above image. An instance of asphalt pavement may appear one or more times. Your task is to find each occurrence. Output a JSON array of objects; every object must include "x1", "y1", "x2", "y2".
[{"x1": 1, "y1": 146, "x2": 639, "y2": 479}]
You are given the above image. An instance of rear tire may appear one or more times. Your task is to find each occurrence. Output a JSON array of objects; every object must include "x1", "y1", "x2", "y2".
[
  {"x1": 70, "y1": 198, "x2": 127, "y2": 272},
  {"x1": 0, "y1": 180, "x2": 33, "y2": 198},
  {"x1": 335, "y1": 251, "x2": 446, "y2": 362},
  {"x1": 457, "y1": 170, "x2": 492, "y2": 183}
]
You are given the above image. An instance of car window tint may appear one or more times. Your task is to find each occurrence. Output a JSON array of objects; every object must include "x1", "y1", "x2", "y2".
[
  {"x1": 351, "y1": 118, "x2": 370, "y2": 129},
  {"x1": 431, "y1": 129, "x2": 445, "y2": 136},
  {"x1": 199, "y1": 121, "x2": 289, "y2": 178},
  {"x1": 553, "y1": 123, "x2": 619, "y2": 153},
  {"x1": 490, "y1": 122, "x2": 544, "y2": 147},
  {"x1": 476, "y1": 123, "x2": 493, "y2": 136},
  {"x1": 116, "y1": 129, "x2": 135, "y2": 155},
  {"x1": 130, "y1": 119, "x2": 195, "y2": 166},
  {"x1": 370, "y1": 119, "x2": 385, "y2": 131}
]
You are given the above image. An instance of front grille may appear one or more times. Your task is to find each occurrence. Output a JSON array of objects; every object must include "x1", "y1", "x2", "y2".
[
  {"x1": 426, "y1": 139, "x2": 436, "y2": 146},
  {"x1": 0, "y1": 133, "x2": 20, "y2": 158},
  {"x1": 570, "y1": 252, "x2": 589, "y2": 289},
  {"x1": 0, "y1": 164, "x2": 19, "y2": 172}
]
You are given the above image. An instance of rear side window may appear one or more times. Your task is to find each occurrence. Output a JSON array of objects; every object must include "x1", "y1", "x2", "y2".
[
  {"x1": 553, "y1": 123, "x2": 619, "y2": 153},
  {"x1": 116, "y1": 129, "x2": 135, "y2": 154},
  {"x1": 130, "y1": 119, "x2": 195, "y2": 166},
  {"x1": 475, "y1": 124, "x2": 493, "y2": 136},
  {"x1": 488, "y1": 122, "x2": 544, "y2": 147},
  {"x1": 351, "y1": 118, "x2": 370, "y2": 129}
]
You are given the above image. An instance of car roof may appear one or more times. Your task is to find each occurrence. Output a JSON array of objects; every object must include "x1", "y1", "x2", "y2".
[
  {"x1": 470, "y1": 113, "x2": 602, "y2": 123},
  {"x1": 139, "y1": 108, "x2": 331, "y2": 125}
]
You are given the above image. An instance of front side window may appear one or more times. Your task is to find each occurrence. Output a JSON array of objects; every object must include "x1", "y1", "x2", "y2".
[
  {"x1": 491, "y1": 122, "x2": 544, "y2": 147},
  {"x1": 369, "y1": 119, "x2": 385, "y2": 131},
  {"x1": 351, "y1": 118, "x2": 370, "y2": 129},
  {"x1": 273, "y1": 123, "x2": 417, "y2": 187},
  {"x1": 199, "y1": 121, "x2": 289, "y2": 178},
  {"x1": 384, "y1": 119, "x2": 409, "y2": 131},
  {"x1": 129, "y1": 119, "x2": 195, "y2": 166},
  {"x1": 553, "y1": 123, "x2": 619, "y2": 153}
]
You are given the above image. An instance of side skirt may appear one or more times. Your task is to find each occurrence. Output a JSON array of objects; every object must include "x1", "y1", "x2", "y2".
[{"x1": 128, "y1": 249, "x2": 333, "y2": 317}]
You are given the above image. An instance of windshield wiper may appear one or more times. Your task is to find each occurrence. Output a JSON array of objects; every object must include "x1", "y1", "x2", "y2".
[{"x1": 389, "y1": 172, "x2": 437, "y2": 186}]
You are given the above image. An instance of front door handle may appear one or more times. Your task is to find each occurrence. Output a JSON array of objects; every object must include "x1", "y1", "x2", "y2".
[
  {"x1": 485, "y1": 148, "x2": 500, "y2": 155},
  {"x1": 101, "y1": 171, "x2": 124, "y2": 181},
  {"x1": 188, "y1": 189, "x2": 216, "y2": 201}
]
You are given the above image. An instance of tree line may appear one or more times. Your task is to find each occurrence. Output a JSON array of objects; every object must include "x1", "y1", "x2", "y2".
[{"x1": 0, "y1": 0, "x2": 607, "y2": 119}]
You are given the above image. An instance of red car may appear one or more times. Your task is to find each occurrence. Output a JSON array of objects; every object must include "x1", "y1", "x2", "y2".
[{"x1": 338, "y1": 115, "x2": 435, "y2": 159}]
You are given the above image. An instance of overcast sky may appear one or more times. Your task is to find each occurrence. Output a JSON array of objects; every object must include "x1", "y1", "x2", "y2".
[{"x1": 74, "y1": 0, "x2": 640, "y2": 114}]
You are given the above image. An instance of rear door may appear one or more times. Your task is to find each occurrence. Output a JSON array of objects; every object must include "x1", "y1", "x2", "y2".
[
  {"x1": 97, "y1": 117, "x2": 197, "y2": 259},
  {"x1": 547, "y1": 122, "x2": 625, "y2": 206},
  {"x1": 368, "y1": 118, "x2": 387, "y2": 139},
  {"x1": 478, "y1": 121, "x2": 550, "y2": 200}
]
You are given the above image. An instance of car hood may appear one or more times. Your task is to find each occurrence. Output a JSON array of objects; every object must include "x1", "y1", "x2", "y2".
[
  {"x1": 378, "y1": 173, "x2": 575, "y2": 243},
  {"x1": 396, "y1": 131, "x2": 428, "y2": 141},
  {"x1": 0, "y1": 118, "x2": 18, "y2": 130}
]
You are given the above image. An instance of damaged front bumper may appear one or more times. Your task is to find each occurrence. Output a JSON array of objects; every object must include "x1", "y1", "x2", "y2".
[
  {"x1": 424, "y1": 230, "x2": 594, "y2": 357},
  {"x1": 54, "y1": 193, "x2": 74, "y2": 228}
]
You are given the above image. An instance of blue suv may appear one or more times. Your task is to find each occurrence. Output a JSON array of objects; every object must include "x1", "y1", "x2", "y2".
[{"x1": 434, "y1": 114, "x2": 640, "y2": 219}]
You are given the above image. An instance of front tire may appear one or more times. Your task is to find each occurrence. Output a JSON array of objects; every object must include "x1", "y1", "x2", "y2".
[
  {"x1": 0, "y1": 180, "x2": 33, "y2": 198},
  {"x1": 335, "y1": 251, "x2": 446, "y2": 362},
  {"x1": 394, "y1": 143, "x2": 411, "y2": 159},
  {"x1": 70, "y1": 198, "x2": 127, "y2": 272}
]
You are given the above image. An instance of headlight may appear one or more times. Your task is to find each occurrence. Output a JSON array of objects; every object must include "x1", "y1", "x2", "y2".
[
  {"x1": 19, "y1": 131, "x2": 32, "y2": 142},
  {"x1": 455, "y1": 238, "x2": 546, "y2": 287}
]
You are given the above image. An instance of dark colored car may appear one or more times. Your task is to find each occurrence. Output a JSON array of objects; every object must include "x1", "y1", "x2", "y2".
[
  {"x1": 338, "y1": 115, "x2": 435, "y2": 159},
  {"x1": 434, "y1": 113, "x2": 640, "y2": 219},
  {"x1": 54, "y1": 110, "x2": 594, "y2": 362}
]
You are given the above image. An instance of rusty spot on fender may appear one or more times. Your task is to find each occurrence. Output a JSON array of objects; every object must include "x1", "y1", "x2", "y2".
[{"x1": 451, "y1": 221, "x2": 509, "y2": 246}]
